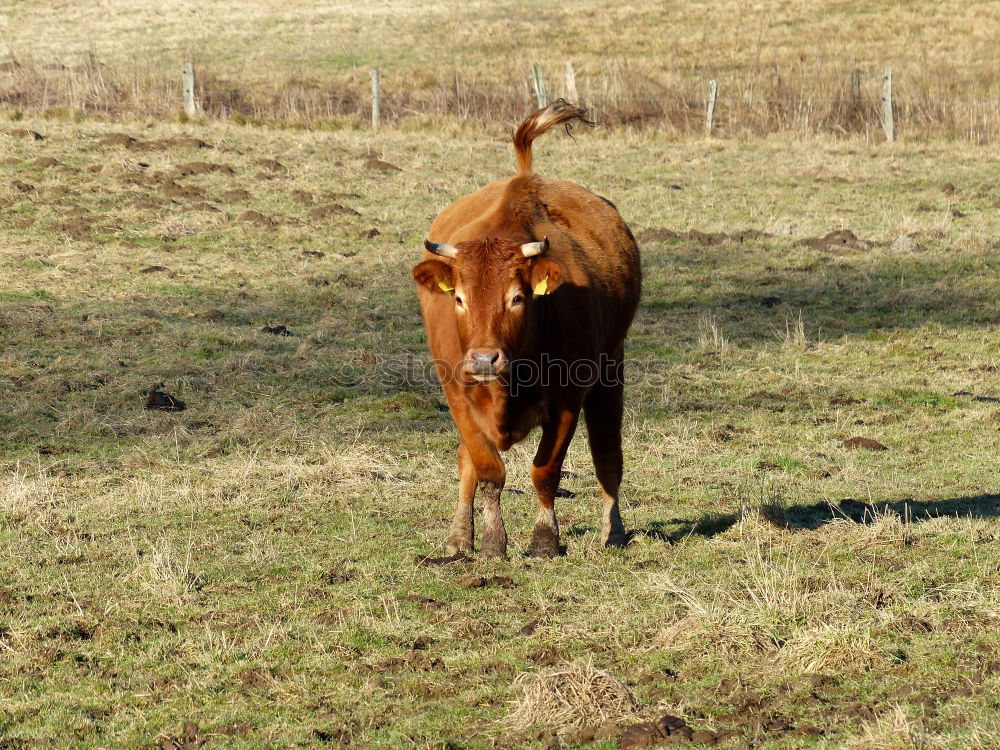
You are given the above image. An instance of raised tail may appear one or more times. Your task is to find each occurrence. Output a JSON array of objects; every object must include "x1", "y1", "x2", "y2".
[{"x1": 512, "y1": 99, "x2": 597, "y2": 175}]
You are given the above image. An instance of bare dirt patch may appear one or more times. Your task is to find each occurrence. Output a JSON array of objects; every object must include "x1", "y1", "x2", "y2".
[
  {"x1": 455, "y1": 574, "x2": 516, "y2": 589},
  {"x1": 98, "y1": 133, "x2": 138, "y2": 148},
  {"x1": 256, "y1": 158, "x2": 287, "y2": 173},
  {"x1": 173, "y1": 161, "x2": 235, "y2": 177},
  {"x1": 796, "y1": 229, "x2": 883, "y2": 254},
  {"x1": 363, "y1": 151, "x2": 400, "y2": 173},
  {"x1": 842, "y1": 436, "x2": 888, "y2": 451},
  {"x1": 155, "y1": 720, "x2": 204, "y2": 749},
  {"x1": 189, "y1": 201, "x2": 220, "y2": 212},
  {"x1": 145, "y1": 391, "x2": 185, "y2": 412},
  {"x1": 308, "y1": 203, "x2": 360, "y2": 219},
  {"x1": 260, "y1": 324, "x2": 293, "y2": 336},
  {"x1": 237, "y1": 209, "x2": 275, "y2": 227},
  {"x1": 49, "y1": 219, "x2": 92, "y2": 241},
  {"x1": 159, "y1": 180, "x2": 205, "y2": 200}
]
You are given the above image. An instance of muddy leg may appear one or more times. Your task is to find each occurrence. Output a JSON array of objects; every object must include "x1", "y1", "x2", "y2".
[
  {"x1": 446, "y1": 442, "x2": 477, "y2": 554},
  {"x1": 480, "y1": 480, "x2": 508, "y2": 559},
  {"x1": 530, "y1": 407, "x2": 580, "y2": 558},
  {"x1": 446, "y1": 401, "x2": 505, "y2": 557}
]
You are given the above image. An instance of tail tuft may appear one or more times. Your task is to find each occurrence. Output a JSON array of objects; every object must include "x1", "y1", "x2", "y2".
[{"x1": 512, "y1": 99, "x2": 597, "y2": 175}]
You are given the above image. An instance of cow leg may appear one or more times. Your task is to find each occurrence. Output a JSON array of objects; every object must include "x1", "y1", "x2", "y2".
[
  {"x1": 446, "y1": 442, "x2": 476, "y2": 555},
  {"x1": 478, "y1": 478, "x2": 507, "y2": 559},
  {"x1": 530, "y1": 407, "x2": 580, "y2": 558},
  {"x1": 449, "y1": 405, "x2": 507, "y2": 557},
  {"x1": 583, "y1": 378, "x2": 628, "y2": 548}
]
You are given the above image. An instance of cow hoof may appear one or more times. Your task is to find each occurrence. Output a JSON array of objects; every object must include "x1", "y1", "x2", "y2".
[
  {"x1": 530, "y1": 527, "x2": 561, "y2": 559},
  {"x1": 446, "y1": 537, "x2": 474, "y2": 555},
  {"x1": 481, "y1": 543, "x2": 508, "y2": 560},
  {"x1": 603, "y1": 530, "x2": 630, "y2": 548}
]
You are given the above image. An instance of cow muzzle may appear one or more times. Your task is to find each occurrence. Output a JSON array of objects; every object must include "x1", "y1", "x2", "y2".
[{"x1": 464, "y1": 348, "x2": 508, "y2": 380}]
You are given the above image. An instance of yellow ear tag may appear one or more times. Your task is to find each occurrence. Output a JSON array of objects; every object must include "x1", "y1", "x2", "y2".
[
  {"x1": 533, "y1": 275, "x2": 549, "y2": 296},
  {"x1": 437, "y1": 279, "x2": 454, "y2": 292}
]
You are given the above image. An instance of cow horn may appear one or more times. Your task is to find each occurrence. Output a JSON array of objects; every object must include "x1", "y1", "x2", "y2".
[
  {"x1": 424, "y1": 239, "x2": 459, "y2": 258},
  {"x1": 521, "y1": 237, "x2": 549, "y2": 257}
]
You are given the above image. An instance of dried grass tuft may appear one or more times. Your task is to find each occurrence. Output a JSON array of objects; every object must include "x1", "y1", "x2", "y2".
[
  {"x1": 507, "y1": 660, "x2": 641, "y2": 732},
  {"x1": 845, "y1": 705, "x2": 928, "y2": 750}
]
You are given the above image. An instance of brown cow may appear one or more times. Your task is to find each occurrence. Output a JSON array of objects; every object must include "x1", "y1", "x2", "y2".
[{"x1": 412, "y1": 100, "x2": 641, "y2": 558}]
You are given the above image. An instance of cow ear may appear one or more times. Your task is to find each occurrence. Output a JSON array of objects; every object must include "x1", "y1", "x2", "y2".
[
  {"x1": 412, "y1": 260, "x2": 455, "y2": 294},
  {"x1": 529, "y1": 258, "x2": 564, "y2": 296}
]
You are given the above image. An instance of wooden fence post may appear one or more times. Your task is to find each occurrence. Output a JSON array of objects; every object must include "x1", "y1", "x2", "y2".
[
  {"x1": 532, "y1": 64, "x2": 547, "y2": 108},
  {"x1": 371, "y1": 69, "x2": 381, "y2": 128},
  {"x1": 181, "y1": 63, "x2": 197, "y2": 117},
  {"x1": 882, "y1": 67, "x2": 894, "y2": 142},
  {"x1": 705, "y1": 79, "x2": 718, "y2": 136},
  {"x1": 565, "y1": 62, "x2": 578, "y2": 103}
]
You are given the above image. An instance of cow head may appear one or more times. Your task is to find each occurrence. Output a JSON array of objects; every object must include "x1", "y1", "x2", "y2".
[{"x1": 413, "y1": 236, "x2": 564, "y2": 383}]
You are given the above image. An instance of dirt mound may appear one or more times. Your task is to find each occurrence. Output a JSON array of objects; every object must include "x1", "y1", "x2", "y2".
[
  {"x1": 455, "y1": 574, "x2": 516, "y2": 589},
  {"x1": 221, "y1": 189, "x2": 251, "y2": 202},
  {"x1": 145, "y1": 390, "x2": 185, "y2": 412},
  {"x1": 238, "y1": 210, "x2": 275, "y2": 227},
  {"x1": 99, "y1": 133, "x2": 138, "y2": 148},
  {"x1": 132, "y1": 196, "x2": 169, "y2": 210},
  {"x1": 49, "y1": 220, "x2": 91, "y2": 240},
  {"x1": 189, "y1": 201, "x2": 220, "y2": 212},
  {"x1": 173, "y1": 161, "x2": 234, "y2": 177},
  {"x1": 397, "y1": 593, "x2": 444, "y2": 610},
  {"x1": 154, "y1": 137, "x2": 212, "y2": 150},
  {"x1": 159, "y1": 181, "x2": 205, "y2": 200},
  {"x1": 256, "y1": 158, "x2": 286, "y2": 172},
  {"x1": 155, "y1": 719, "x2": 202, "y2": 749},
  {"x1": 842, "y1": 436, "x2": 888, "y2": 451},
  {"x1": 32, "y1": 157, "x2": 61, "y2": 168},
  {"x1": 95, "y1": 135, "x2": 211, "y2": 151},
  {"x1": 291, "y1": 190, "x2": 314, "y2": 204},
  {"x1": 796, "y1": 229, "x2": 878, "y2": 253},
  {"x1": 364, "y1": 151, "x2": 400, "y2": 173},
  {"x1": 308, "y1": 203, "x2": 360, "y2": 219}
]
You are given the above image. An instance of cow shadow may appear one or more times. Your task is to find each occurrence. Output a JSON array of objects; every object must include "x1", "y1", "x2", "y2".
[{"x1": 634, "y1": 493, "x2": 1000, "y2": 543}]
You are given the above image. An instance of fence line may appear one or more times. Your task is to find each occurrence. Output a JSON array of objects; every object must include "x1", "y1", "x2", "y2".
[{"x1": 3, "y1": 55, "x2": 1000, "y2": 141}]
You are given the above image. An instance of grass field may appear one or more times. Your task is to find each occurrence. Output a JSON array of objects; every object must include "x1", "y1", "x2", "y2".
[
  {"x1": 2, "y1": 112, "x2": 1000, "y2": 748},
  {"x1": 3, "y1": 0, "x2": 1000, "y2": 137},
  {"x1": 2, "y1": 1, "x2": 1000, "y2": 748}
]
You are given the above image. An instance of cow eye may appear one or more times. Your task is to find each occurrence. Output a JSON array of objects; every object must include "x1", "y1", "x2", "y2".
[
  {"x1": 511, "y1": 294, "x2": 524, "y2": 306},
  {"x1": 454, "y1": 295, "x2": 464, "y2": 307}
]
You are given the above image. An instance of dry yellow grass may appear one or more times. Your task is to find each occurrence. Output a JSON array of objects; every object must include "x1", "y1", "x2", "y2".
[
  {"x1": 507, "y1": 660, "x2": 641, "y2": 732},
  {"x1": 2, "y1": 1, "x2": 1000, "y2": 137}
]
